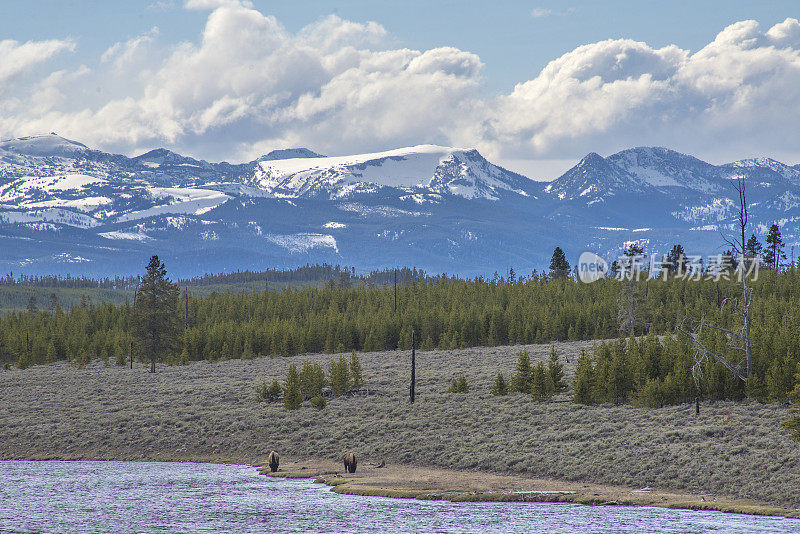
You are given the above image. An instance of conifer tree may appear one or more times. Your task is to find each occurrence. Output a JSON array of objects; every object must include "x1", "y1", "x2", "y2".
[
  {"x1": 447, "y1": 374, "x2": 469, "y2": 393},
  {"x1": 511, "y1": 350, "x2": 533, "y2": 393},
  {"x1": 299, "y1": 361, "x2": 326, "y2": 399},
  {"x1": 665, "y1": 244, "x2": 686, "y2": 275},
  {"x1": 764, "y1": 223, "x2": 786, "y2": 270},
  {"x1": 573, "y1": 349, "x2": 595, "y2": 404},
  {"x1": 531, "y1": 361, "x2": 554, "y2": 401},
  {"x1": 268, "y1": 379, "x2": 282, "y2": 400},
  {"x1": 350, "y1": 352, "x2": 365, "y2": 390},
  {"x1": 491, "y1": 372, "x2": 508, "y2": 396},
  {"x1": 547, "y1": 345, "x2": 566, "y2": 392},
  {"x1": 132, "y1": 256, "x2": 180, "y2": 373},
  {"x1": 782, "y1": 368, "x2": 800, "y2": 440},
  {"x1": 549, "y1": 247, "x2": 571, "y2": 279},
  {"x1": 745, "y1": 234, "x2": 763, "y2": 266},
  {"x1": 329, "y1": 355, "x2": 351, "y2": 395},
  {"x1": 283, "y1": 364, "x2": 303, "y2": 409}
]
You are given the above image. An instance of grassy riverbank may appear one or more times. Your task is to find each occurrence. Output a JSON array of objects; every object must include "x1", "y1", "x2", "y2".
[
  {"x1": 259, "y1": 460, "x2": 799, "y2": 518},
  {"x1": 1, "y1": 341, "x2": 798, "y2": 515}
]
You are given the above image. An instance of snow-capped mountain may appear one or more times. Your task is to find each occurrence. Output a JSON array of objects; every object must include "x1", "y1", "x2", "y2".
[
  {"x1": 1, "y1": 134, "x2": 799, "y2": 277},
  {"x1": 249, "y1": 145, "x2": 536, "y2": 200}
]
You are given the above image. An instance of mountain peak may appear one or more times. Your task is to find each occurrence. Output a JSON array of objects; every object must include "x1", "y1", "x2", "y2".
[
  {"x1": 0, "y1": 133, "x2": 89, "y2": 157},
  {"x1": 251, "y1": 144, "x2": 533, "y2": 200},
  {"x1": 258, "y1": 148, "x2": 325, "y2": 161},
  {"x1": 132, "y1": 148, "x2": 204, "y2": 166}
]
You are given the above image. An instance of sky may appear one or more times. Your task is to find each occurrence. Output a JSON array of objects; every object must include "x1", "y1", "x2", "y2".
[{"x1": 1, "y1": 0, "x2": 799, "y2": 179}]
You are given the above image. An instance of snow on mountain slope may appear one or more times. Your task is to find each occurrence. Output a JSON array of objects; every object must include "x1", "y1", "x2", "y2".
[
  {"x1": 544, "y1": 152, "x2": 653, "y2": 202},
  {"x1": 116, "y1": 187, "x2": 230, "y2": 222},
  {"x1": 724, "y1": 158, "x2": 800, "y2": 183},
  {"x1": 0, "y1": 133, "x2": 89, "y2": 157},
  {"x1": 251, "y1": 145, "x2": 534, "y2": 200},
  {"x1": 5, "y1": 133, "x2": 800, "y2": 278},
  {"x1": 258, "y1": 148, "x2": 324, "y2": 161},
  {"x1": 607, "y1": 147, "x2": 723, "y2": 192}
]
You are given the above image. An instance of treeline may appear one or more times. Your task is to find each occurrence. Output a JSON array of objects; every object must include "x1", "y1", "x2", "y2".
[
  {"x1": 0, "y1": 273, "x2": 139, "y2": 290},
  {"x1": 181, "y1": 264, "x2": 431, "y2": 287},
  {"x1": 1, "y1": 264, "x2": 431, "y2": 291},
  {"x1": 2, "y1": 269, "x2": 800, "y2": 402}
]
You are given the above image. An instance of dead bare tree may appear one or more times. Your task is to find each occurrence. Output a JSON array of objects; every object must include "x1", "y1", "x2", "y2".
[
  {"x1": 617, "y1": 244, "x2": 646, "y2": 336},
  {"x1": 676, "y1": 177, "x2": 754, "y2": 387}
]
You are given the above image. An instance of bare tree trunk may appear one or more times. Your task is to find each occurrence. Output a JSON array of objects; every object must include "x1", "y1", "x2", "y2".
[
  {"x1": 410, "y1": 328, "x2": 416, "y2": 403},
  {"x1": 679, "y1": 178, "x2": 753, "y2": 385}
]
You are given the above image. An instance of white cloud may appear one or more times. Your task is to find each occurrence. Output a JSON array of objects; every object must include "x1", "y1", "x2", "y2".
[
  {"x1": 530, "y1": 8, "x2": 552, "y2": 19},
  {"x1": 0, "y1": 39, "x2": 75, "y2": 87},
  {"x1": 184, "y1": 0, "x2": 253, "y2": 10},
  {"x1": 481, "y1": 18, "x2": 800, "y2": 162},
  {"x1": 1, "y1": 9, "x2": 799, "y2": 169}
]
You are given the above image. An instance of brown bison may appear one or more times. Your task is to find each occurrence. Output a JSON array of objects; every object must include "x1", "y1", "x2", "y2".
[
  {"x1": 343, "y1": 453, "x2": 357, "y2": 473},
  {"x1": 267, "y1": 451, "x2": 280, "y2": 473}
]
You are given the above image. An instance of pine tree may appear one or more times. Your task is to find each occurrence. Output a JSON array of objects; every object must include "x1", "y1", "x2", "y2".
[
  {"x1": 268, "y1": 379, "x2": 282, "y2": 400},
  {"x1": 547, "y1": 345, "x2": 566, "y2": 392},
  {"x1": 491, "y1": 372, "x2": 508, "y2": 396},
  {"x1": 531, "y1": 361, "x2": 554, "y2": 401},
  {"x1": 511, "y1": 350, "x2": 533, "y2": 393},
  {"x1": 329, "y1": 355, "x2": 351, "y2": 395},
  {"x1": 665, "y1": 244, "x2": 686, "y2": 275},
  {"x1": 283, "y1": 364, "x2": 303, "y2": 409},
  {"x1": 782, "y1": 365, "x2": 800, "y2": 440},
  {"x1": 573, "y1": 349, "x2": 595, "y2": 404},
  {"x1": 299, "y1": 361, "x2": 326, "y2": 399},
  {"x1": 132, "y1": 256, "x2": 180, "y2": 373},
  {"x1": 350, "y1": 352, "x2": 365, "y2": 390},
  {"x1": 764, "y1": 223, "x2": 786, "y2": 270},
  {"x1": 447, "y1": 374, "x2": 469, "y2": 393},
  {"x1": 745, "y1": 234, "x2": 763, "y2": 266},
  {"x1": 549, "y1": 247, "x2": 571, "y2": 279}
]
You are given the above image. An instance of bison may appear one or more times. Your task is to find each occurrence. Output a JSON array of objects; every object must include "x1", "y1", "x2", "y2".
[
  {"x1": 267, "y1": 451, "x2": 280, "y2": 473},
  {"x1": 343, "y1": 452, "x2": 357, "y2": 473}
]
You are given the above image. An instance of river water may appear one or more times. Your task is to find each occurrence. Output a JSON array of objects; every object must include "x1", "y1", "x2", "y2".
[{"x1": 0, "y1": 461, "x2": 798, "y2": 533}]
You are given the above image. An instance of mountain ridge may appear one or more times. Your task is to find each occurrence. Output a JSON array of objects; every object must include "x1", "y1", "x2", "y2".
[{"x1": 1, "y1": 133, "x2": 799, "y2": 277}]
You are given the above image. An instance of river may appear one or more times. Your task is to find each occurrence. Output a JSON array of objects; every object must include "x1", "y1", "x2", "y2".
[{"x1": 0, "y1": 461, "x2": 798, "y2": 533}]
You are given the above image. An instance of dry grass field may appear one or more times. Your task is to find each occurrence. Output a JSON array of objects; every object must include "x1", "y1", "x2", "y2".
[{"x1": 1, "y1": 341, "x2": 798, "y2": 509}]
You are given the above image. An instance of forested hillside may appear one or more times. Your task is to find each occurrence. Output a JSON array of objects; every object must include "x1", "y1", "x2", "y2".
[{"x1": 2, "y1": 268, "x2": 799, "y2": 403}]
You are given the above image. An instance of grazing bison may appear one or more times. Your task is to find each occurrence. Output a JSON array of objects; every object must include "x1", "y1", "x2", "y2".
[
  {"x1": 343, "y1": 453, "x2": 357, "y2": 473},
  {"x1": 268, "y1": 451, "x2": 280, "y2": 473}
]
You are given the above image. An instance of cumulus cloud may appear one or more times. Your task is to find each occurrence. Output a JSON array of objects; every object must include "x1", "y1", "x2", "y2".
[
  {"x1": 0, "y1": 3, "x2": 484, "y2": 160},
  {"x1": 1, "y1": 8, "x2": 799, "y2": 168},
  {"x1": 482, "y1": 18, "x2": 800, "y2": 162}
]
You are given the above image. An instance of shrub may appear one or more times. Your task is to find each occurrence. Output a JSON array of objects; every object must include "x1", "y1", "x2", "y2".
[
  {"x1": 491, "y1": 373, "x2": 508, "y2": 396},
  {"x1": 447, "y1": 374, "x2": 469, "y2": 393},
  {"x1": 268, "y1": 379, "x2": 282, "y2": 399},
  {"x1": 310, "y1": 395, "x2": 326, "y2": 410},
  {"x1": 256, "y1": 379, "x2": 283, "y2": 402}
]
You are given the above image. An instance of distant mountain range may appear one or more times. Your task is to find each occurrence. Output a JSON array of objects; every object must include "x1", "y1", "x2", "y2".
[{"x1": 1, "y1": 134, "x2": 798, "y2": 277}]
